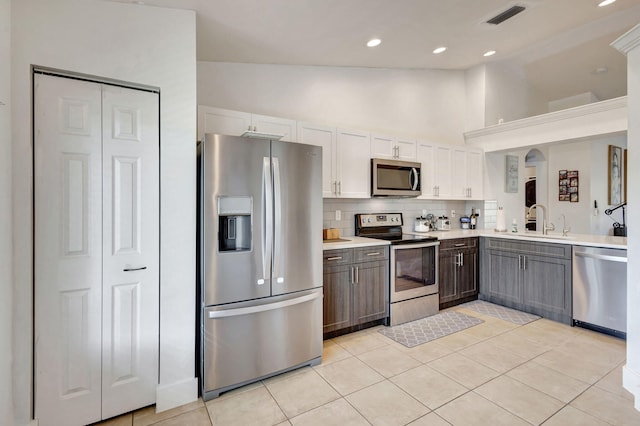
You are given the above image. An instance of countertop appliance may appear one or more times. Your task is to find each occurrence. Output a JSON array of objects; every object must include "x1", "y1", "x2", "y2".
[
  {"x1": 371, "y1": 158, "x2": 421, "y2": 197},
  {"x1": 198, "y1": 134, "x2": 323, "y2": 399},
  {"x1": 355, "y1": 213, "x2": 439, "y2": 325},
  {"x1": 460, "y1": 216, "x2": 470, "y2": 229},
  {"x1": 436, "y1": 217, "x2": 451, "y2": 231},
  {"x1": 573, "y1": 246, "x2": 627, "y2": 337},
  {"x1": 414, "y1": 217, "x2": 430, "y2": 232}
]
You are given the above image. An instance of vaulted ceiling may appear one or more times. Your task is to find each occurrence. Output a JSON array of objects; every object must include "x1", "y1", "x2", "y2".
[{"x1": 118, "y1": 0, "x2": 640, "y2": 103}]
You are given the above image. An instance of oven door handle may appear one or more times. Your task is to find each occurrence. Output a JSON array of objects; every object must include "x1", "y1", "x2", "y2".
[{"x1": 391, "y1": 241, "x2": 440, "y2": 250}]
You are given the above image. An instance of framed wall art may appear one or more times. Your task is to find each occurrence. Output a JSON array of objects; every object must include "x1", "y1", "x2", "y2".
[
  {"x1": 559, "y1": 170, "x2": 578, "y2": 202},
  {"x1": 505, "y1": 155, "x2": 518, "y2": 193},
  {"x1": 608, "y1": 145, "x2": 622, "y2": 205}
]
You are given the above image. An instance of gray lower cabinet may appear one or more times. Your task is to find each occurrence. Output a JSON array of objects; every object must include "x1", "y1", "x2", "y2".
[
  {"x1": 480, "y1": 237, "x2": 572, "y2": 324},
  {"x1": 439, "y1": 238, "x2": 479, "y2": 309},
  {"x1": 323, "y1": 246, "x2": 389, "y2": 335}
]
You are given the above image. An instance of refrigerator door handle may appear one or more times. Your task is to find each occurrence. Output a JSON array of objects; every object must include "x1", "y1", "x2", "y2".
[
  {"x1": 207, "y1": 291, "x2": 321, "y2": 319},
  {"x1": 272, "y1": 157, "x2": 284, "y2": 284},
  {"x1": 262, "y1": 157, "x2": 273, "y2": 284}
]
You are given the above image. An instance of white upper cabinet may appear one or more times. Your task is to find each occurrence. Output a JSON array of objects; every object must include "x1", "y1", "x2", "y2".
[
  {"x1": 466, "y1": 149, "x2": 484, "y2": 199},
  {"x1": 416, "y1": 140, "x2": 436, "y2": 199},
  {"x1": 297, "y1": 121, "x2": 336, "y2": 198},
  {"x1": 434, "y1": 145, "x2": 453, "y2": 198},
  {"x1": 298, "y1": 124, "x2": 370, "y2": 199},
  {"x1": 416, "y1": 142, "x2": 483, "y2": 200},
  {"x1": 370, "y1": 133, "x2": 416, "y2": 161},
  {"x1": 199, "y1": 105, "x2": 484, "y2": 201},
  {"x1": 336, "y1": 128, "x2": 371, "y2": 198},
  {"x1": 198, "y1": 106, "x2": 251, "y2": 139},
  {"x1": 198, "y1": 106, "x2": 296, "y2": 142},
  {"x1": 250, "y1": 113, "x2": 297, "y2": 142}
]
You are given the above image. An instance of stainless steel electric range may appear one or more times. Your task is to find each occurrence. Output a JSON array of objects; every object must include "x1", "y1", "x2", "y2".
[{"x1": 355, "y1": 213, "x2": 440, "y2": 326}]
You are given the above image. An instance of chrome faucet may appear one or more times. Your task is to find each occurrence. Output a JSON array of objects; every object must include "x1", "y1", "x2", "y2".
[
  {"x1": 527, "y1": 204, "x2": 555, "y2": 235},
  {"x1": 559, "y1": 214, "x2": 570, "y2": 236}
]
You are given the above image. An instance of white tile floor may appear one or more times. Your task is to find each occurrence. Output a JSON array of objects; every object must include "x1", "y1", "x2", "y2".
[{"x1": 97, "y1": 305, "x2": 638, "y2": 426}]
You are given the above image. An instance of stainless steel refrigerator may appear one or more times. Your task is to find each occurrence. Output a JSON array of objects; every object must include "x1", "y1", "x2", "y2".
[{"x1": 197, "y1": 133, "x2": 323, "y2": 400}]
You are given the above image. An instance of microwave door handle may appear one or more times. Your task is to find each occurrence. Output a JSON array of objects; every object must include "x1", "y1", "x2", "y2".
[{"x1": 411, "y1": 168, "x2": 419, "y2": 191}]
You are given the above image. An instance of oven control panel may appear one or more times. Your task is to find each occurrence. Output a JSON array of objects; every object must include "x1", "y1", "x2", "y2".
[{"x1": 357, "y1": 213, "x2": 403, "y2": 227}]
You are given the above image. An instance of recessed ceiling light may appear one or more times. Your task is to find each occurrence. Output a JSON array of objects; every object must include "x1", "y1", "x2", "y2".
[
  {"x1": 433, "y1": 47, "x2": 447, "y2": 54},
  {"x1": 598, "y1": 0, "x2": 616, "y2": 7},
  {"x1": 367, "y1": 39, "x2": 382, "y2": 47},
  {"x1": 483, "y1": 50, "x2": 496, "y2": 57}
]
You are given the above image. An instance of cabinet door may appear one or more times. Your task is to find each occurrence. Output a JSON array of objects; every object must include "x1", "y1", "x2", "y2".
[
  {"x1": 353, "y1": 261, "x2": 388, "y2": 325},
  {"x1": 298, "y1": 122, "x2": 337, "y2": 198},
  {"x1": 466, "y1": 149, "x2": 484, "y2": 199},
  {"x1": 482, "y1": 250, "x2": 522, "y2": 306},
  {"x1": 433, "y1": 145, "x2": 452, "y2": 197},
  {"x1": 251, "y1": 113, "x2": 297, "y2": 142},
  {"x1": 451, "y1": 147, "x2": 467, "y2": 198},
  {"x1": 370, "y1": 133, "x2": 395, "y2": 159},
  {"x1": 458, "y1": 247, "x2": 479, "y2": 299},
  {"x1": 322, "y1": 265, "x2": 353, "y2": 333},
  {"x1": 198, "y1": 105, "x2": 250, "y2": 140},
  {"x1": 522, "y1": 255, "x2": 572, "y2": 322},
  {"x1": 396, "y1": 138, "x2": 417, "y2": 161},
  {"x1": 416, "y1": 141, "x2": 436, "y2": 198},
  {"x1": 337, "y1": 128, "x2": 370, "y2": 198},
  {"x1": 438, "y1": 250, "x2": 458, "y2": 304}
]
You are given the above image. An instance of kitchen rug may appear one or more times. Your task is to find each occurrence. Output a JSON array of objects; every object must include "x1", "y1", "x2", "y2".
[
  {"x1": 459, "y1": 300, "x2": 540, "y2": 325},
  {"x1": 378, "y1": 311, "x2": 484, "y2": 348}
]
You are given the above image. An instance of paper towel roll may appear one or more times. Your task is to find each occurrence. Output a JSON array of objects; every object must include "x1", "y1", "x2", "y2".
[{"x1": 496, "y1": 208, "x2": 507, "y2": 232}]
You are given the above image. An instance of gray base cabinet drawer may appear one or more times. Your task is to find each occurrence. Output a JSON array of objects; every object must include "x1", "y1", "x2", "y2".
[{"x1": 479, "y1": 237, "x2": 572, "y2": 324}]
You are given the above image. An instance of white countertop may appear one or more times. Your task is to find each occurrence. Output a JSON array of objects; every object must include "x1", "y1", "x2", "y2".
[
  {"x1": 323, "y1": 230, "x2": 627, "y2": 251},
  {"x1": 322, "y1": 236, "x2": 391, "y2": 250},
  {"x1": 408, "y1": 229, "x2": 627, "y2": 249}
]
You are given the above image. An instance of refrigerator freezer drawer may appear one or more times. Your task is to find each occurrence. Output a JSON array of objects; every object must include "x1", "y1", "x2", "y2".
[{"x1": 202, "y1": 288, "x2": 323, "y2": 399}]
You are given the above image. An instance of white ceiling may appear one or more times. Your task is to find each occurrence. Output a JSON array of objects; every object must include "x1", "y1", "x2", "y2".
[{"x1": 124, "y1": 0, "x2": 640, "y2": 102}]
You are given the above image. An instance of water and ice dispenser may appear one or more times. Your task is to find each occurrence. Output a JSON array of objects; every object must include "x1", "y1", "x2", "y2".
[{"x1": 218, "y1": 196, "x2": 252, "y2": 252}]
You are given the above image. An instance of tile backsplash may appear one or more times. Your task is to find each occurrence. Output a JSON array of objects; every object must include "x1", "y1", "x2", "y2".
[{"x1": 323, "y1": 198, "x2": 485, "y2": 236}]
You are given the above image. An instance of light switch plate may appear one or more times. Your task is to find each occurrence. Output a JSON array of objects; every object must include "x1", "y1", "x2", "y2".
[{"x1": 335, "y1": 210, "x2": 341, "y2": 221}]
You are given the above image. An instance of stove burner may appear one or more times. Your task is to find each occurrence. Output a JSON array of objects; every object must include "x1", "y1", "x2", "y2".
[{"x1": 354, "y1": 213, "x2": 438, "y2": 245}]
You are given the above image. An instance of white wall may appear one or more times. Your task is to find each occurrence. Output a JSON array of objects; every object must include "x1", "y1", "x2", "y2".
[
  {"x1": 197, "y1": 61, "x2": 467, "y2": 145},
  {"x1": 547, "y1": 142, "x2": 592, "y2": 234},
  {"x1": 464, "y1": 65, "x2": 486, "y2": 132},
  {"x1": 0, "y1": 0, "x2": 13, "y2": 424},
  {"x1": 11, "y1": 0, "x2": 197, "y2": 422},
  {"x1": 485, "y1": 62, "x2": 531, "y2": 126}
]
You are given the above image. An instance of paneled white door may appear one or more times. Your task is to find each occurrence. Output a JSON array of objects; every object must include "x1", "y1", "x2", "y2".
[
  {"x1": 34, "y1": 73, "x2": 159, "y2": 426},
  {"x1": 101, "y1": 85, "x2": 159, "y2": 418}
]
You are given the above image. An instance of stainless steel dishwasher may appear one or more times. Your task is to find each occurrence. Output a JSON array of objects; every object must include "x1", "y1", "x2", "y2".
[{"x1": 573, "y1": 246, "x2": 627, "y2": 337}]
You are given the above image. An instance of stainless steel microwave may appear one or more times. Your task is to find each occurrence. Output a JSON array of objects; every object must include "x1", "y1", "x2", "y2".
[{"x1": 371, "y1": 158, "x2": 421, "y2": 197}]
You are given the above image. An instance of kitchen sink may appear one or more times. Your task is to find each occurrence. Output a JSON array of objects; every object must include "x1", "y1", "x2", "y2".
[{"x1": 518, "y1": 233, "x2": 573, "y2": 240}]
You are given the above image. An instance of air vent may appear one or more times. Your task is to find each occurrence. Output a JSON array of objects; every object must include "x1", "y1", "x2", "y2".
[{"x1": 486, "y1": 5, "x2": 526, "y2": 25}]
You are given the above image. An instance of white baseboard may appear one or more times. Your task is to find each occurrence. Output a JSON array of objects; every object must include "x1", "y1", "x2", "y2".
[
  {"x1": 155, "y1": 377, "x2": 199, "y2": 413},
  {"x1": 623, "y1": 364, "x2": 640, "y2": 410}
]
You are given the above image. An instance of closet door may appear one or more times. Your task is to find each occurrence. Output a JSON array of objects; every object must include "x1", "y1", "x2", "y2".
[
  {"x1": 34, "y1": 74, "x2": 103, "y2": 425},
  {"x1": 101, "y1": 85, "x2": 159, "y2": 418},
  {"x1": 34, "y1": 74, "x2": 160, "y2": 425}
]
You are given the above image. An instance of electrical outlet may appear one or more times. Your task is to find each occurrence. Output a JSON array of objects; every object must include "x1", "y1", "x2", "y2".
[
  {"x1": 476, "y1": 209, "x2": 481, "y2": 217},
  {"x1": 335, "y1": 210, "x2": 341, "y2": 221},
  {"x1": 451, "y1": 210, "x2": 455, "y2": 218}
]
